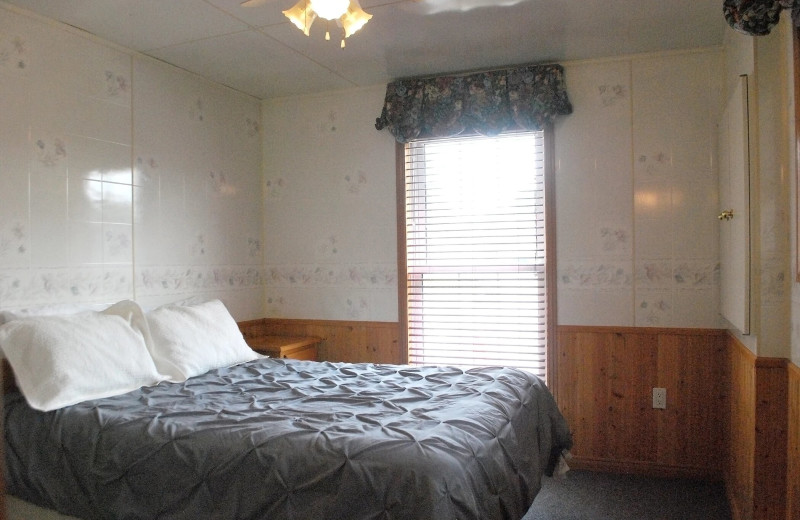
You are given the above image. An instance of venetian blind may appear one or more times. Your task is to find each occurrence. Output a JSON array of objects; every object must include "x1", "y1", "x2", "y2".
[{"x1": 404, "y1": 132, "x2": 547, "y2": 377}]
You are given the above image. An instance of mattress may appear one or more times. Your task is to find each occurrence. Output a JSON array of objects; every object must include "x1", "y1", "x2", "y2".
[{"x1": 5, "y1": 358, "x2": 571, "y2": 520}]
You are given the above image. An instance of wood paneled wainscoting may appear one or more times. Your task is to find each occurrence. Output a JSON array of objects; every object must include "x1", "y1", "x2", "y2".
[
  {"x1": 555, "y1": 327, "x2": 796, "y2": 520},
  {"x1": 238, "y1": 318, "x2": 401, "y2": 365},
  {"x1": 554, "y1": 326, "x2": 728, "y2": 479},
  {"x1": 727, "y1": 336, "x2": 757, "y2": 520},
  {"x1": 725, "y1": 335, "x2": 792, "y2": 520}
]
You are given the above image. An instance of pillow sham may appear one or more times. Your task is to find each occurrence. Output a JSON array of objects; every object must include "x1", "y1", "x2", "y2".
[
  {"x1": 145, "y1": 299, "x2": 258, "y2": 382},
  {"x1": 0, "y1": 300, "x2": 164, "y2": 411}
]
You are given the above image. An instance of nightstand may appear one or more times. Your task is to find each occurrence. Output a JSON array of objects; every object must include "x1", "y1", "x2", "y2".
[{"x1": 247, "y1": 335, "x2": 321, "y2": 361}]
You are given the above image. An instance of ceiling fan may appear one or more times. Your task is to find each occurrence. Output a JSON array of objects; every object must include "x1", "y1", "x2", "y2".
[
  {"x1": 240, "y1": 0, "x2": 507, "y2": 45},
  {"x1": 241, "y1": 0, "x2": 372, "y2": 47}
]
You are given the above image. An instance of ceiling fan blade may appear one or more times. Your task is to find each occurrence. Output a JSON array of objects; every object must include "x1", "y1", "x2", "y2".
[{"x1": 241, "y1": 0, "x2": 270, "y2": 7}]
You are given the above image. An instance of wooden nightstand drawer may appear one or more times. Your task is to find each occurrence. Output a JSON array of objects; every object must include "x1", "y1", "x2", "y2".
[{"x1": 247, "y1": 335, "x2": 320, "y2": 361}]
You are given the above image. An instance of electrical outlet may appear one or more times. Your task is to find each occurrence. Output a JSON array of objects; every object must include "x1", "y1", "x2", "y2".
[{"x1": 652, "y1": 388, "x2": 666, "y2": 409}]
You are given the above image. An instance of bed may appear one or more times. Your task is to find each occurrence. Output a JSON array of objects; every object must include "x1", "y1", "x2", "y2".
[{"x1": 0, "y1": 300, "x2": 572, "y2": 520}]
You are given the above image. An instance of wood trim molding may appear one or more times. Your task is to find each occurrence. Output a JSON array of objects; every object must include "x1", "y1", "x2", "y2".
[
  {"x1": 544, "y1": 126, "x2": 558, "y2": 397},
  {"x1": 395, "y1": 141, "x2": 409, "y2": 365}
]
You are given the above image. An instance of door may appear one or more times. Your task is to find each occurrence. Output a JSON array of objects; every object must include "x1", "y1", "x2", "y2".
[{"x1": 718, "y1": 74, "x2": 750, "y2": 334}]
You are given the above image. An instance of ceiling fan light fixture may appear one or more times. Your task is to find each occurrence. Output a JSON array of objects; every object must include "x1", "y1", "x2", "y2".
[
  {"x1": 283, "y1": 0, "x2": 371, "y2": 44},
  {"x1": 309, "y1": 0, "x2": 350, "y2": 20},
  {"x1": 341, "y1": 0, "x2": 372, "y2": 38},
  {"x1": 283, "y1": 0, "x2": 317, "y2": 36}
]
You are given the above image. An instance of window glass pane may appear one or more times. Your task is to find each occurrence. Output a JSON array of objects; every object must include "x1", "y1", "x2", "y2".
[{"x1": 405, "y1": 132, "x2": 547, "y2": 376}]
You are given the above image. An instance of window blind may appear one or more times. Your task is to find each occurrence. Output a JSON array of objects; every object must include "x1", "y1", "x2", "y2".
[{"x1": 404, "y1": 132, "x2": 547, "y2": 377}]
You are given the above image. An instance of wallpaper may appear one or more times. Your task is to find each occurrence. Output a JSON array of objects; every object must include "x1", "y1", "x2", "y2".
[
  {"x1": 261, "y1": 87, "x2": 398, "y2": 322},
  {"x1": 0, "y1": 6, "x2": 264, "y2": 320},
  {"x1": 556, "y1": 51, "x2": 724, "y2": 328}
]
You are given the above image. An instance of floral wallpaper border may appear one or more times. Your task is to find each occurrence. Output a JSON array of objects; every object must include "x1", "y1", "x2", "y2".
[
  {"x1": 264, "y1": 263, "x2": 397, "y2": 289},
  {"x1": 0, "y1": 264, "x2": 268, "y2": 308},
  {"x1": 0, "y1": 266, "x2": 133, "y2": 306},
  {"x1": 135, "y1": 265, "x2": 264, "y2": 296},
  {"x1": 635, "y1": 260, "x2": 718, "y2": 289},
  {"x1": 558, "y1": 261, "x2": 633, "y2": 288},
  {"x1": 559, "y1": 260, "x2": 717, "y2": 290}
]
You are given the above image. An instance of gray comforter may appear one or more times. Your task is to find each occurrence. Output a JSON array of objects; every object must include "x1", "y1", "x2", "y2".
[{"x1": 5, "y1": 358, "x2": 571, "y2": 520}]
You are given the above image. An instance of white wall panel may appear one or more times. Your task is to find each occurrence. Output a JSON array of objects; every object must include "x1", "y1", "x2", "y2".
[{"x1": 0, "y1": 5, "x2": 264, "y2": 320}]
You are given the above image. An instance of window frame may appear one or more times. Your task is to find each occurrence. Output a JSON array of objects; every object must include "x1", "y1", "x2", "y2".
[{"x1": 395, "y1": 127, "x2": 558, "y2": 388}]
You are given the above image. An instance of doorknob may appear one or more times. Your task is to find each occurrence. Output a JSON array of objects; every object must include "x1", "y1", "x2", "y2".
[{"x1": 717, "y1": 209, "x2": 734, "y2": 221}]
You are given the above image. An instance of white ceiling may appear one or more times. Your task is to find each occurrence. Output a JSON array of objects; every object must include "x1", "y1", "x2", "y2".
[{"x1": 4, "y1": 0, "x2": 728, "y2": 100}]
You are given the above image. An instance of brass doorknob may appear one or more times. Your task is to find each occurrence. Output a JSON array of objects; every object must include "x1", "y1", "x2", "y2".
[{"x1": 717, "y1": 209, "x2": 734, "y2": 221}]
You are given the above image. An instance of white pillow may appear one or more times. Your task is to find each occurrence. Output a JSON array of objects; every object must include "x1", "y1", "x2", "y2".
[
  {"x1": 0, "y1": 301, "x2": 164, "y2": 411},
  {"x1": 145, "y1": 299, "x2": 257, "y2": 382}
]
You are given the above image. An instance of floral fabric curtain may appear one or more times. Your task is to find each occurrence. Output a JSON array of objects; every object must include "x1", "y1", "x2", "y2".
[
  {"x1": 723, "y1": 0, "x2": 800, "y2": 35},
  {"x1": 375, "y1": 64, "x2": 572, "y2": 143}
]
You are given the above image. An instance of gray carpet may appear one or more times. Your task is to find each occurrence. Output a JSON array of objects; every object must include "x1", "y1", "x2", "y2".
[{"x1": 523, "y1": 470, "x2": 731, "y2": 520}]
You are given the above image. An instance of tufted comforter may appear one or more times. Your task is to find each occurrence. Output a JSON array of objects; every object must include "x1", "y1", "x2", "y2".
[{"x1": 5, "y1": 358, "x2": 571, "y2": 520}]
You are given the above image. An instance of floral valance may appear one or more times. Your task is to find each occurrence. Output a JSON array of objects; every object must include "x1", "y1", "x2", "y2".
[
  {"x1": 374, "y1": 64, "x2": 572, "y2": 143},
  {"x1": 723, "y1": 0, "x2": 800, "y2": 35}
]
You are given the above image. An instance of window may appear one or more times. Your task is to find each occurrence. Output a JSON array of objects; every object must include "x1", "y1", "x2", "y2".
[{"x1": 398, "y1": 131, "x2": 554, "y2": 379}]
